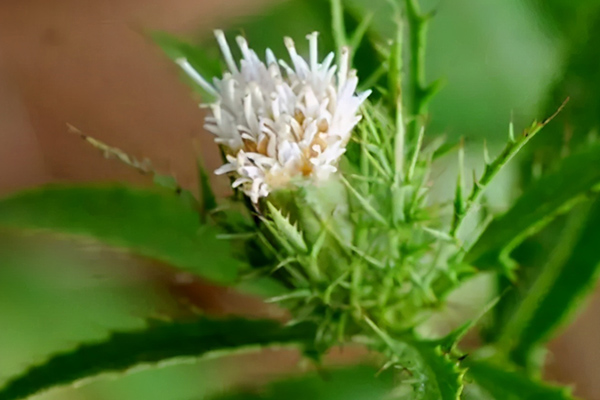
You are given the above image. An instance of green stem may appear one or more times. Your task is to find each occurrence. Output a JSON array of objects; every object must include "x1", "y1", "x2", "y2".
[
  {"x1": 405, "y1": 0, "x2": 431, "y2": 144},
  {"x1": 451, "y1": 99, "x2": 569, "y2": 237},
  {"x1": 330, "y1": 0, "x2": 348, "y2": 63}
]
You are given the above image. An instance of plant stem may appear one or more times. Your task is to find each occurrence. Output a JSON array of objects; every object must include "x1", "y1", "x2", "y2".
[
  {"x1": 330, "y1": 0, "x2": 348, "y2": 63},
  {"x1": 404, "y1": 0, "x2": 431, "y2": 144},
  {"x1": 450, "y1": 99, "x2": 569, "y2": 237}
]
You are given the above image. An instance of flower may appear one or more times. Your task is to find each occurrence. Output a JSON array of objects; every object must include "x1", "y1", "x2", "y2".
[{"x1": 176, "y1": 31, "x2": 370, "y2": 203}]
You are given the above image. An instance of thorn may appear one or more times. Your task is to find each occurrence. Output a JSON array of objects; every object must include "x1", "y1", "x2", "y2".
[
  {"x1": 483, "y1": 140, "x2": 491, "y2": 165},
  {"x1": 542, "y1": 97, "x2": 570, "y2": 126},
  {"x1": 508, "y1": 120, "x2": 515, "y2": 143},
  {"x1": 472, "y1": 169, "x2": 480, "y2": 188},
  {"x1": 453, "y1": 138, "x2": 466, "y2": 218},
  {"x1": 458, "y1": 137, "x2": 465, "y2": 180}
]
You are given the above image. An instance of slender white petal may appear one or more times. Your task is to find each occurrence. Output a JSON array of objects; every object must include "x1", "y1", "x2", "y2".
[
  {"x1": 203, "y1": 32, "x2": 369, "y2": 202},
  {"x1": 175, "y1": 58, "x2": 218, "y2": 97},
  {"x1": 214, "y1": 30, "x2": 239, "y2": 74}
]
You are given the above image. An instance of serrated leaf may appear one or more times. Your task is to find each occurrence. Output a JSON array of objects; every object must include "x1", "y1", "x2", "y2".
[
  {"x1": 207, "y1": 365, "x2": 395, "y2": 400},
  {"x1": 365, "y1": 320, "x2": 464, "y2": 400},
  {"x1": 508, "y1": 198, "x2": 600, "y2": 364},
  {"x1": 0, "y1": 185, "x2": 240, "y2": 283},
  {"x1": 267, "y1": 202, "x2": 308, "y2": 254},
  {"x1": 465, "y1": 142, "x2": 600, "y2": 271},
  {"x1": 467, "y1": 360, "x2": 576, "y2": 400},
  {"x1": 410, "y1": 342, "x2": 465, "y2": 400},
  {"x1": 0, "y1": 317, "x2": 316, "y2": 400}
]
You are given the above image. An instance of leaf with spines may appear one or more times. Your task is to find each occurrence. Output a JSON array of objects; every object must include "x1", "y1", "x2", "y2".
[
  {"x1": 411, "y1": 342, "x2": 466, "y2": 400},
  {"x1": 266, "y1": 202, "x2": 308, "y2": 254},
  {"x1": 451, "y1": 99, "x2": 569, "y2": 237},
  {"x1": 0, "y1": 185, "x2": 240, "y2": 283},
  {"x1": 365, "y1": 319, "x2": 465, "y2": 400},
  {"x1": 0, "y1": 317, "x2": 317, "y2": 400},
  {"x1": 465, "y1": 141, "x2": 600, "y2": 271}
]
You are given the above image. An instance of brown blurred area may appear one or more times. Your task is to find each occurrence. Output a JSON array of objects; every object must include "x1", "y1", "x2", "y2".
[
  {"x1": 1, "y1": 0, "x2": 600, "y2": 399},
  {"x1": 0, "y1": 0, "x2": 278, "y2": 193}
]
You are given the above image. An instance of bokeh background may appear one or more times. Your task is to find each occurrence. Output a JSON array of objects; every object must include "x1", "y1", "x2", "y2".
[{"x1": 1, "y1": 0, "x2": 600, "y2": 398}]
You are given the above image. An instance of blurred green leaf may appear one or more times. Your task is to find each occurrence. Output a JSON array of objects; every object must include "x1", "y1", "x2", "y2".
[
  {"x1": 0, "y1": 317, "x2": 316, "y2": 400},
  {"x1": 507, "y1": 199, "x2": 600, "y2": 365},
  {"x1": 197, "y1": 159, "x2": 218, "y2": 220},
  {"x1": 467, "y1": 360, "x2": 575, "y2": 400},
  {"x1": 409, "y1": 342, "x2": 465, "y2": 400},
  {"x1": 465, "y1": 142, "x2": 600, "y2": 271},
  {"x1": 0, "y1": 185, "x2": 240, "y2": 284},
  {"x1": 206, "y1": 365, "x2": 394, "y2": 400},
  {"x1": 368, "y1": 318, "x2": 465, "y2": 400}
]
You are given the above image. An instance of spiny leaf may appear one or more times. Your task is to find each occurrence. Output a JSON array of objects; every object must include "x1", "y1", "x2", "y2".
[
  {"x1": 0, "y1": 185, "x2": 240, "y2": 283},
  {"x1": 411, "y1": 342, "x2": 466, "y2": 400},
  {"x1": 365, "y1": 319, "x2": 464, "y2": 400},
  {"x1": 452, "y1": 99, "x2": 569, "y2": 236},
  {"x1": 0, "y1": 317, "x2": 316, "y2": 400},
  {"x1": 266, "y1": 202, "x2": 308, "y2": 254},
  {"x1": 467, "y1": 360, "x2": 576, "y2": 400},
  {"x1": 465, "y1": 141, "x2": 600, "y2": 271}
]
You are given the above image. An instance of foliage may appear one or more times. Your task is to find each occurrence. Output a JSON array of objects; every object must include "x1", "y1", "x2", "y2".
[
  {"x1": 0, "y1": 0, "x2": 599, "y2": 399},
  {"x1": 0, "y1": 317, "x2": 315, "y2": 400}
]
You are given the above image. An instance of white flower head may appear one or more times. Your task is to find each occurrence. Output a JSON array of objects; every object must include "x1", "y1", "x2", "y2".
[{"x1": 176, "y1": 31, "x2": 370, "y2": 203}]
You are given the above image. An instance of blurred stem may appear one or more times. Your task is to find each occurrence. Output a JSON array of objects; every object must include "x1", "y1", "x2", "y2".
[
  {"x1": 405, "y1": 0, "x2": 429, "y2": 144},
  {"x1": 451, "y1": 100, "x2": 569, "y2": 238},
  {"x1": 331, "y1": 0, "x2": 348, "y2": 63}
]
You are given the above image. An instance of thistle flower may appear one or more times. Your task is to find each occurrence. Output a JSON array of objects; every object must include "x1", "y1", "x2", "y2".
[{"x1": 176, "y1": 31, "x2": 370, "y2": 203}]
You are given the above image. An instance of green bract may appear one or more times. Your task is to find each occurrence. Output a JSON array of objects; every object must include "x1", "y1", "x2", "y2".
[{"x1": 0, "y1": 1, "x2": 596, "y2": 399}]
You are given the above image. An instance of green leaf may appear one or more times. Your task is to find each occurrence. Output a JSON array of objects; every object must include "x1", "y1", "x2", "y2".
[
  {"x1": 465, "y1": 142, "x2": 600, "y2": 271},
  {"x1": 207, "y1": 365, "x2": 395, "y2": 400},
  {"x1": 0, "y1": 184, "x2": 240, "y2": 283},
  {"x1": 410, "y1": 342, "x2": 465, "y2": 400},
  {"x1": 467, "y1": 360, "x2": 575, "y2": 400},
  {"x1": 266, "y1": 202, "x2": 308, "y2": 254},
  {"x1": 508, "y1": 198, "x2": 600, "y2": 364},
  {"x1": 0, "y1": 317, "x2": 316, "y2": 400},
  {"x1": 197, "y1": 159, "x2": 218, "y2": 221},
  {"x1": 365, "y1": 320, "x2": 464, "y2": 400}
]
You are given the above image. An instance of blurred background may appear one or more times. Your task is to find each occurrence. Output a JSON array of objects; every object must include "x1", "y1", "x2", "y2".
[{"x1": 1, "y1": 0, "x2": 600, "y2": 398}]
